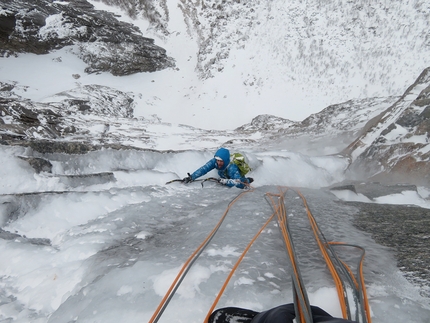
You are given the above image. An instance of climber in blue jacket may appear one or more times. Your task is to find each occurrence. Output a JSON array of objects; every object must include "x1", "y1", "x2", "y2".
[{"x1": 183, "y1": 148, "x2": 252, "y2": 189}]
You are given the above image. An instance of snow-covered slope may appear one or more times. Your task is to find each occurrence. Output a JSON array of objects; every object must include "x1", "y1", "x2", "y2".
[
  {"x1": 1, "y1": 0, "x2": 430, "y2": 129},
  {"x1": 139, "y1": 0, "x2": 430, "y2": 125}
]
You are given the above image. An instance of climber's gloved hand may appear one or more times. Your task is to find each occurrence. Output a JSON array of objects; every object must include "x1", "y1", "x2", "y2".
[
  {"x1": 247, "y1": 177, "x2": 254, "y2": 184},
  {"x1": 219, "y1": 178, "x2": 229, "y2": 185},
  {"x1": 183, "y1": 173, "x2": 193, "y2": 184}
]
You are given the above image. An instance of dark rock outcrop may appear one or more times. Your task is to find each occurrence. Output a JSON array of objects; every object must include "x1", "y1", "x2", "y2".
[
  {"x1": 0, "y1": 0, "x2": 175, "y2": 75},
  {"x1": 18, "y1": 156, "x2": 53, "y2": 173}
]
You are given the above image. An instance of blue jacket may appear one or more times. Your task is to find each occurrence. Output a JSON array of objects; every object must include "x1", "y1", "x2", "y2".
[{"x1": 190, "y1": 148, "x2": 249, "y2": 189}]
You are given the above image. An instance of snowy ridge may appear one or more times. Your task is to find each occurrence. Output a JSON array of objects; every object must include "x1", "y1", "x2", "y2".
[
  {"x1": 264, "y1": 96, "x2": 401, "y2": 156},
  {"x1": 347, "y1": 69, "x2": 430, "y2": 160},
  {"x1": 345, "y1": 67, "x2": 430, "y2": 184}
]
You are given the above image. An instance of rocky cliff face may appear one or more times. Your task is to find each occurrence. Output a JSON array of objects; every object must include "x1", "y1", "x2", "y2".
[
  {"x1": 344, "y1": 67, "x2": 430, "y2": 185},
  {"x1": 0, "y1": 0, "x2": 174, "y2": 75},
  {"x1": 0, "y1": 81, "x2": 138, "y2": 153}
]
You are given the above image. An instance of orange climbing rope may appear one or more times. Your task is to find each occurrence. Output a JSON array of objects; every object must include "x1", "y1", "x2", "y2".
[
  {"x1": 267, "y1": 187, "x2": 314, "y2": 323},
  {"x1": 203, "y1": 207, "x2": 278, "y2": 323},
  {"x1": 203, "y1": 187, "x2": 372, "y2": 323},
  {"x1": 295, "y1": 189, "x2": 349, "y2": 318},
  {"x1": 295, "y1": 189, "x2": 372, "y2": 323},
  {"x1": 202, "y1": 187, "x2": 291, "y2": 323},
  {"x1": 204, "y1": 187, "x2": 313, "y2": 323},
  {"x1": 148, "y1": 188, "x2": 253, "y2": 323},
  {"x1": 149, "y1": 186, "x2": 372, "y2": 323},
  {"x1": 327, "y1": 241, "x2": 372, "y2": 323}
]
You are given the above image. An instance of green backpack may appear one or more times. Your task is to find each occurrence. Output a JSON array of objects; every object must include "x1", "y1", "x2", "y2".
[{"x1": 230, "y1": 153, "x2": 252, "y2": 177}]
